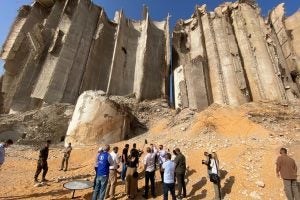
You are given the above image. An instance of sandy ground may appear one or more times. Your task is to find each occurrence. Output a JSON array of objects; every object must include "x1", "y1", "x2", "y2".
[{"x1": 0, "y1": 102, "x2": 299, "y2": 200}]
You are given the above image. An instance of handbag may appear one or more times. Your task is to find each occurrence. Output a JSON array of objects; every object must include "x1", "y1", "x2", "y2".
[
  {"x1": 133, "y1": 171, "x2": 139, "y2": 178},
  {"x1": 209, "y1": 173, "x2": 220, "y2": 183}
]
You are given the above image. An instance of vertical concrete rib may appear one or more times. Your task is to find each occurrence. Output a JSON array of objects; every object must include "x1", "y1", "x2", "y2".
[
  {"x1": 80, "y1": 10, "x2": 117, "y2": 93},
  {"x1": 32, "y1": 0, "x2": 78, "y2": 100},
  {"x1": 61, "y1": 3, "x2": 101, "y2": 103},
  {"x1": 107, "y1": 10, "x2": 141, "y2": 96},
  {"x1": 140, "y1": 15, "x2": 168, "y2": 100},
  {"x1": 212, "y1": 7, "x2": 248, "y2": 106},
  {"x1": 134, "y1": 7, "x2": 148, "y2": 101},
  {"x1": 201, "y1": 11, "x2": 226, "y2": 105},
  {"x1": 239, "y1": 4, "x2": 284, "y2": 101}
]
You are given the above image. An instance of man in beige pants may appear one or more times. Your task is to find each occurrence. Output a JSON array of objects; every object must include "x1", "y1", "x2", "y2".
[
  {"x1": 276, "y1": 148, "x2": 300, "y2": 200},
  {"x1": 106, "y1": 146, "x2": 120, "y2": 199}
]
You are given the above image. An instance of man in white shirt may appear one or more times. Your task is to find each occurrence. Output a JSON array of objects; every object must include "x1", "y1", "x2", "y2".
[
  {"x1": 143, "y1": 146, "x2": 157, "y2": 199},
  {"x1": 0, "y1": 139, "x2": 13, "y2": 168},
  {"x1": 162, "y1": 153, "x2": 176, "y2": 200},
  {"x1": 105, "y1": 146, "x2": 120, "y2": 199},
  {"x1": 158, "y1": 144, "x2": 166, "y2": 182}
]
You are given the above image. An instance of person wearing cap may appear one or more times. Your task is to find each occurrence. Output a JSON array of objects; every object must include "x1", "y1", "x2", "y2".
[
  {"x1": 105, "y1": 146, "x2": 120, "y2": 199},
  {"x1": 0, "y1": 139, "x2": 13, "y2": 168},
  {"x1": 276, "y1": 147, "x2": 300, "y2": 200},
  {"x1": 92, "y1": 144, "x2": 114, "y2": 200},
  {"x1": 94, "y1": 147, "x2": 103, "y2": 190},
  {"x1": 60, "y1": 142, "x2": 72, "y2": 171},
  {"x1": 34, "y1": 140, "x2": 51, "y2": 183},
  {"x1": 174, "y1": 148, "x2": 186, "y2": 199}
]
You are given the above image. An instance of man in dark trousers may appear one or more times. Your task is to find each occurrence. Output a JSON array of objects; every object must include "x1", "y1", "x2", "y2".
[
  {"x1": 143, "y1": 146, "x2": 157, "y2": 199},
  {"x1": 121, "y1": 144, "x2": 129, "y2": 181},
  {"x1": 276, "y1": 148, "x2": 300, "y2": 200},
  {"x1": 34, "y1": 140, "x2": 51, "y2": 183},
  {"x1": 174, "y1": 148, "x2": 187, "y2": 199}
]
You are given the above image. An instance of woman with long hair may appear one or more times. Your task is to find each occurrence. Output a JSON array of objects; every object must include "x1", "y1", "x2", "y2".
[{"x1": 210, "y1": 152, "x2": 222, "y2": 200}]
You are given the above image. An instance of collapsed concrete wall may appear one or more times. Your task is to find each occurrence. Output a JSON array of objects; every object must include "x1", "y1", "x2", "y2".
[
  {"x1": 172, "y1": 2, "x2": 300, "y2": 111},
  {"x1": 0, "y1": 0, "x2": 170, "y2": 113}
]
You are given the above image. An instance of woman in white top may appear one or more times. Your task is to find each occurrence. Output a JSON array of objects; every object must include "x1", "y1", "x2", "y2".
[{"x1": 210, "y1": 152, "x2": 222, "y2": 200}]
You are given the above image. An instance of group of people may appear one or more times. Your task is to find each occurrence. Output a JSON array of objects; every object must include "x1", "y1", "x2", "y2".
[
  {"x1": 92, "y1": 143, "x2": 188, "y2": 200},
  {"x1": 92, "y1": 144, "x2": 300, "y2": 200},
  {"x1": 1, "y1": 139, "x2": 300, "y2": 200}
]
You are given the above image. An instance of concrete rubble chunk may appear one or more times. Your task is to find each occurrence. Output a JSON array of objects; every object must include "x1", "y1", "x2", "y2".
[{"x1": 64, "y1": 91, "x2": 139, "y2": 147}]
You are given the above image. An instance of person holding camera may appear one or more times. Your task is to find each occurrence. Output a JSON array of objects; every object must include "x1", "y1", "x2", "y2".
[{"x1": 202, "y1": 151, "x2": 222, "y2": 200}]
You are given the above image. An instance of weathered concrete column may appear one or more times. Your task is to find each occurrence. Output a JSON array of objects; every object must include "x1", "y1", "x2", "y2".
[
  {"x1": 173, "y1": 65, "x2": 189, "y2": 109},
  {"x1": 211, "y1": 6, "x2": 249, "y2": 106},
  {"x1": 201, "y1": 9, "x2": 226, "y2": 105},
  {"x1": 80, "y1": 10, "x2": 117, "y2": 93},
  {"x1": 238, "y1": 4, "x2": 286, "y2": 101}
]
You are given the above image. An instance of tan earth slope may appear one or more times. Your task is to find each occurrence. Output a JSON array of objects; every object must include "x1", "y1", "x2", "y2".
[{"x1": 1, "y1": 100, "x2": 300, "y2": 200}]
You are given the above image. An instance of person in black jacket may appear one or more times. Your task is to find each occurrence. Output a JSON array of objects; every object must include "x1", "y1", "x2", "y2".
[
  {"x1": 34, "y1": 140, "x2": 51, "y2": 183},
  {"x1": 174, "y1": 148, "x2": 186, "y2": 199}
]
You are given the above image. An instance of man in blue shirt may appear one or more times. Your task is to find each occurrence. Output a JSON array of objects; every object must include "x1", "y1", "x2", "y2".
[
  {"x1": 0, "y1": 139, "x2": 13, "y2": 168},
  {"x1": 161, "y1": 153, "x2": 176, "y2": 200},
  {"x1": 92, "y1": 144, "x2": 113, "y2": 200}
]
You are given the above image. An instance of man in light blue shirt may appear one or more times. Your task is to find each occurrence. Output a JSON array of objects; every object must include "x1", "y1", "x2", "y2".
[
  {"x1": 161, "y1": 152, "x2": 176, "y2": 200},
  {"x1": 0, "y1": 139, "x2": 13, "y2": 168}
]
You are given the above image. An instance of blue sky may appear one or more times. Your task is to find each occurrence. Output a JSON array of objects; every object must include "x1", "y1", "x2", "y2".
[{"x1": 0, "y1": 0, "x2": 299, "y2": 74}]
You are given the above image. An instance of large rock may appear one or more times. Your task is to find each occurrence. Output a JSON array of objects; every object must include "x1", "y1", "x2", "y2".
[{"x1": 64, "y1": 91, "x2": 137, "y2": 147}]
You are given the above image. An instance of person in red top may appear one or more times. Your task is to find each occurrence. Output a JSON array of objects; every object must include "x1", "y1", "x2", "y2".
[{"x1": 276, "y1": 148, "x2": 300, "y2": 200}]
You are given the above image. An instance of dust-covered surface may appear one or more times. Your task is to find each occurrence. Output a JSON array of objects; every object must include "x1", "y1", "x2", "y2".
[{"x1": 0, "y1": 101, "x2": 299, "y2": 199}]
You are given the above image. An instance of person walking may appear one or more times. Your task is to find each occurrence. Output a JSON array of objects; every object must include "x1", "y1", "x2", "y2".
[
  {"x1": 174, "y1": 148, "x2": 186, "y2": 199},
  {"x1": 143, "y1": 146, "x2": 157, "y2": 199},
  {"x1": 121, "y1": 144, "x2": 129, "y2": 181},
  {"x1": 125, "y1": 149, "x2": 139, "y2": 199},
  {"x1": 106, "y1": 146, "x2": 120, "y2": 199},
  {"x1": 161, "y1": 152, "x2": 176, "y2": 200},
  {"x1": 276, "y1": 148, "x2": 300, "y2": 200},
  {"x1": 60, "y1": 142, "x2": 72, "y2": 171},
  {"x1": 158, "y1": 144, "x2": 167, "y2": 182},
  {"x1": 0, "y1": 139, "x2": 13, "y2": 168},
  {"x1": 92, "y1": 145, "x2": 113, "y2": 200},
  {"x1": 34, "y1": 140, "x2": 51, "y2": 183},
  {"x1": 210, "y1": 152, "x2": 222, "y2": 200}
]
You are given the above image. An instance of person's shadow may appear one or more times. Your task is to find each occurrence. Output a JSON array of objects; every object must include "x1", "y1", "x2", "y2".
[
  {"x1": 188, "y1": 177, "x2": 207, "y2": 197},
  {"x1": 222, "y1": 176, "x2": 235, "y2": 198},
  {"x1": 185, "y1": 167, "x2": 196, "y2": 186}
]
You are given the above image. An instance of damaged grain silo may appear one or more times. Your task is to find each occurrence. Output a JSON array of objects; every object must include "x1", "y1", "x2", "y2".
[
  {"x1": 0, "y1": 0, "x2": 170, "y2": 114},
  {"x1": 172, "y1": 1, "x2": 300, "y2": 111}
]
